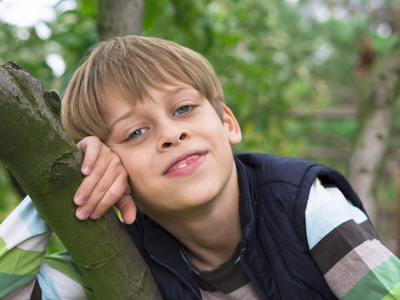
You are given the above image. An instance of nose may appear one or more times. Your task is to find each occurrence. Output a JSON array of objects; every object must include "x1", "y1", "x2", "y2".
[{"x1": 158, "y1": 128, "x2": 189, "y2": 151}]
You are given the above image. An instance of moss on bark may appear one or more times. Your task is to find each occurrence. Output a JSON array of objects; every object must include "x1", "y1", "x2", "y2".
[{"x1": 0, "y1": 61, "x2": 161, "y2": 299}]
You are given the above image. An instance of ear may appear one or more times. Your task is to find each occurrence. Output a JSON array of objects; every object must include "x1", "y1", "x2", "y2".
[{"x1": 222, "y1": 104, "x2": 242, "y2": 145}]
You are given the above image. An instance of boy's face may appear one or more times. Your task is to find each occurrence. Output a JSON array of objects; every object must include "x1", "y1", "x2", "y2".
[{"x1": 104, "y1": 81, "x2": 241, "y2": 221}]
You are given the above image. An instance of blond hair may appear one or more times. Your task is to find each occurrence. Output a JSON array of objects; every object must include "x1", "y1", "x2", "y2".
[{"x1": 61, "y1": 35, "x2": 224, "y2": 143}]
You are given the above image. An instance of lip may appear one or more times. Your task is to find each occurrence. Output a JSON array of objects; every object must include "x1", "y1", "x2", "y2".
[{"x1": 163, "y1": 150, "x2": 207, "y2": 177}]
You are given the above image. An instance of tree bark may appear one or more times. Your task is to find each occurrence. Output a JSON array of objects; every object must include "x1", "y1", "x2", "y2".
[
  {"x1": 0, "y1": 61, "x2": 161, "y2": 299},
  {"x1": 348, "y1": 41, "x2": 400, "y2": 223},
  {"x1": 97, "y1": 0, "x2": 144, "y2": 40}
]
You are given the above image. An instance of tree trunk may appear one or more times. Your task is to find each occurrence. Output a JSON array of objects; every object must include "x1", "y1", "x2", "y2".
[
  {"x1": 0, "y1": 61, "x2": 161, "y2": 299},
  {"x1": 348, "y1": 41, "x2": 400, "y2": 223},
  {"x1": 97, "y1": 0, "x2": 144, "y2": 40}
]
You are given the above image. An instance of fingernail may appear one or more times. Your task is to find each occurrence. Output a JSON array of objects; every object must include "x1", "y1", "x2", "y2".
[
  {"x1": 76, "y1": 209, "x2": 88, "y2": 220},
  {"x1": 75, "y1": 195, "x2": 85, "y2": 205},
  {"x1": 82, "y1": 166, "x2": 90, "y2": 175}
]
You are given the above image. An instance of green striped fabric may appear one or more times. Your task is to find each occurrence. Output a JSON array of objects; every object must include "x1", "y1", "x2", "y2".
[
  {"x1": 306, "y1": 180, "x2": 400, "y2": 299},
  {"x1": 0, "y1": 197, "x2": 93, "y2": 299}
]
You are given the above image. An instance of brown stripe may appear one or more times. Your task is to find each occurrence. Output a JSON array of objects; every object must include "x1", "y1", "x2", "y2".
[
  {"x1": 310, "y1": 219, "x2": 378, "y2": 274},
  {"x1": 195, "y1": 258, "x2": 250, "y2": 293},
  {"x1": 194, "y1": 244, "x2": 249, "y2": 293},
  {"x1": 324, "y1": 239, "x2": 393, "y2": 298}
]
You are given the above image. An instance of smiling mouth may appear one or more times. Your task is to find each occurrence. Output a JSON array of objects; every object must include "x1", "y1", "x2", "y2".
[
  {"x1": 163, "y1": 152, "x2": 207, "y2": 176},
  {"x1": 167, "y1": 155, "x2": 200, "y2": 172}
]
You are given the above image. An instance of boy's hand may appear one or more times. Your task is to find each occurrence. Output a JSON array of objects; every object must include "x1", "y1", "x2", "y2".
[{"x1": 74, "y1": 136, "x2": 137, "y2": 224}]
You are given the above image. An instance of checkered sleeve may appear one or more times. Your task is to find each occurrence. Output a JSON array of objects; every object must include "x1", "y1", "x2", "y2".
[
  {"x1": 306, "y1": 180, "x2": 400, "y2": 299},
  {"x1": 0, "y1": 196, "x2": 93, "y2": 299}
]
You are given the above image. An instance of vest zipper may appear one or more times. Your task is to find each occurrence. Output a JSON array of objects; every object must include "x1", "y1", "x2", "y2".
[
  {"x1": 149, "y1": 254, "x2": 202, "y2": 300},
  {"x1": 240, "y1": 245, "x2": 269, "y2": 300}
]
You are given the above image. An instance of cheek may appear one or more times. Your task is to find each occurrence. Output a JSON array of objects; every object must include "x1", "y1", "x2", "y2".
[
  {"x1": 126, "y1": 165, "x2": 146, "y2": 189},
  {"x1": 128, "y1": 176, "x2": 148, "y2": 206},
  {"x1": 212, "y1": 123, "x2": 233, "y2": 148},
  {"x1": 117, "y1": 157, "x2": 146, "y2": 191},
  {"x1": 117, "y1": 149, "x2": 144, "y2": 176},
  {"x1": 123, "y1": 159, "x2": 153, "y2": 195}
]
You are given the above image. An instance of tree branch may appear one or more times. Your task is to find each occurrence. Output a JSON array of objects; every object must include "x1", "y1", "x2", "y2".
[
  {"x1": 0, "y1": 61, "x2": 161, "y2": 299},
  {"x1": 348, "y1": 41, "x2": 400, "y2": 222}
]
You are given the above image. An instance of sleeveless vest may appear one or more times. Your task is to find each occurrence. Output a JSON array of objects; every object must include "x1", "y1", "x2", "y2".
[{"x1": 125, "y1": 152, "x2": 368, "y2": 299}]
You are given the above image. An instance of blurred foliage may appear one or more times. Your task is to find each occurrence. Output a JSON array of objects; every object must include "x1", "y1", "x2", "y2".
[
  {"x1": 1, "y1": 0, "x2": 400, "y2": 248},
  {"x1": 0, "y1": 162, "x2": 20, "y2": 220}
]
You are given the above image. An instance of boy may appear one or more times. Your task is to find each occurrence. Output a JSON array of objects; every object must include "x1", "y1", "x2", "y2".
[{"x1": 1, "y1": 35, "x2": 400, "y2": 299}]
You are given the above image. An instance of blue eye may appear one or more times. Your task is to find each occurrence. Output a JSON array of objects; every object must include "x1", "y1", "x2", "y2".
[
  {"x1": 174, "y1": 105, "x2": 198, "y2": 116},
  {"x1": 175, "y1": 105, "x2": 190, "y2": 115},
  {"x1": 129, "y1": 128, "x2": 146, "y2": 140}
]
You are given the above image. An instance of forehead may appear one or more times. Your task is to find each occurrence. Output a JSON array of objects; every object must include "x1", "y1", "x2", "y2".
[
  {"x1": 104, "y1": 76, "x2": 198, "y2": 105},
  {"x1": 103, "y1": 81, "x2": 200, "y2": 121}
]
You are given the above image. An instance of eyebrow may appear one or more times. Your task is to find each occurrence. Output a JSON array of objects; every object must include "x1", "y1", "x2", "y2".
[
  {"x1": 165, "y1": 86, "x2": 188, "y2": 96},
  {"x1": 109, "y1": 110, "x2": 134, "y2": 129},
  {"x1": 109, "y1": 86, "x2": 195, "y2": 128}
]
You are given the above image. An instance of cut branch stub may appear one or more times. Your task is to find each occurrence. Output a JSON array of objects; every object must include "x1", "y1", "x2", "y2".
[{"x1": 0, "y1": 61, "x2": 161, "y2": 299}]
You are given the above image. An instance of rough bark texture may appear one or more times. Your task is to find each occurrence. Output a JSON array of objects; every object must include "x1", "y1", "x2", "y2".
[
  {"x1": 348, "y1": 42, "x2": 400, "y2": 223},
  {"x1": 0, "y1": 61, "x2": 161, "y2": 299},
  {"x1": 97, "y1": 0, "x2": 144, "y2": 40}
]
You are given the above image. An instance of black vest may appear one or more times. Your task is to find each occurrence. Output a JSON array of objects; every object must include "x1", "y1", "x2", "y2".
[{"x1": 126, "y1": 152, "x2": 369, "y2": 299}]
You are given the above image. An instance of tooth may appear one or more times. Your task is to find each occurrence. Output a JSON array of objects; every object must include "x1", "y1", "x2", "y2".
[{"x1": 178, "y1": 163, "x2": 187, "y2": 169}]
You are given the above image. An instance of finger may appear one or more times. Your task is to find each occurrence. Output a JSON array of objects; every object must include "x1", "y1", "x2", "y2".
[
  {"x1": 77, "y1": 136, "x2": 102, "y2": 176},
  {"x1": 74, "y1": 144, "x2": 115, "y2": 207},
  {"x1": 83, "y1": 159, "x2": 130, "y2": 219},
  {"x1": 74, "y1": 175, "x2": 96, "y2": 207},
  {"x1": 73, "y1": 158, "x2": 110, "y2": 207},
  {"x1": 76, "y1": 166, "x2": 121, "y2": 219},
  {"x1": 115, "y1": 195, "x2": 137, "y2": 224}
]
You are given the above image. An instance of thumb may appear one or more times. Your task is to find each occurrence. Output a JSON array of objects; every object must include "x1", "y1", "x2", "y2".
[{"x1": 115, "y1": 195, "x2": 137, "y2": 224}]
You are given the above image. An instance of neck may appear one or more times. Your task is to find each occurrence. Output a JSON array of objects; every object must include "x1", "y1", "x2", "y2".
[{"x1": 153, "y1": 163, "x2": 241, "y2": 271}]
